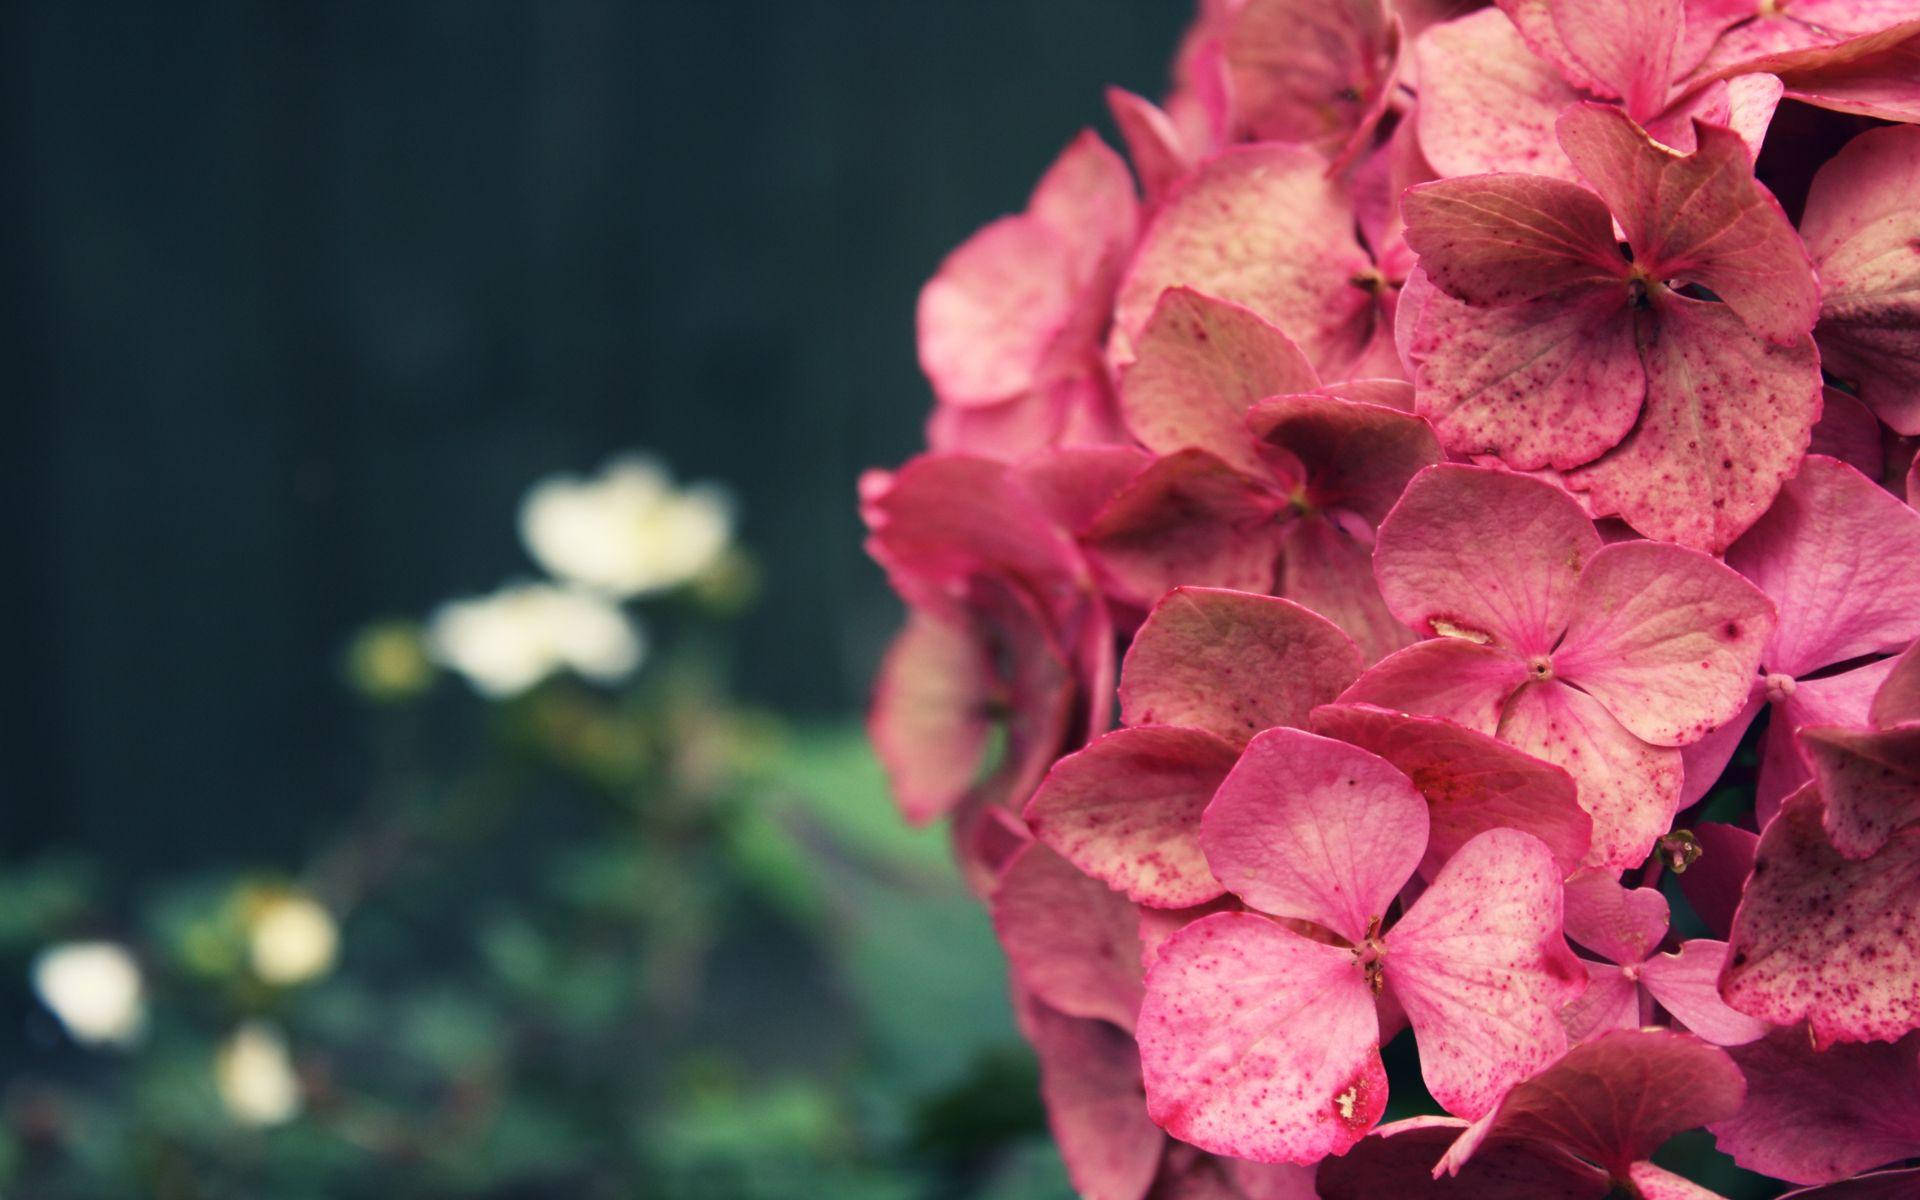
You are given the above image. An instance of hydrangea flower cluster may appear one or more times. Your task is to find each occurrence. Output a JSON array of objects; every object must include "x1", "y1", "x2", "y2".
[{"x1": 862, "y1": 2, "x2": 1920, "y2": 1197}]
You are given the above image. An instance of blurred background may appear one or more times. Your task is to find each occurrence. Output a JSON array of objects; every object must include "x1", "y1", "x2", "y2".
[{"x1": 4, "y1": 2, "x2": 1192, "y2": 1196}]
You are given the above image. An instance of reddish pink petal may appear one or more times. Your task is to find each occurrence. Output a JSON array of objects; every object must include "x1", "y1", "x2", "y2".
[
  {"x1": 1773, "y1": 24, "x2": 1920, "y2": 125},
  {"x1": 1721, "y1": 784, "x2": 1920, "y2": 1046},
  {"x1": 1546, "y1": 0, "x2": 1684, "y2": 119},
  {"x1": 1338, "y1": 637, "x2": 1534, "y2": 735},
  {"x1": 1727, "y1": 456, "x2": 1920, "y2": 677},
  {"x1": 1223, "y1": 0, "x2": 1402, "y2": 153},
  {"x1": 1646, "y1": 73, "x2": 1783, "y2": 164},
  {"x1": 1498, "y1": 679, "x2": 1685, "y2": 870},
  {"x1": 1120, "y1": 587, "x2": 1364, "y2": 746},
  {"x1": 1014, "y1": 444, "x2": 1154, "y2": 534},
  {"x1": 1105, "y1": 87, "x2": 1192, "y2": 208},
  {"x1": 1711, "y1": 1026, "x2": 1920, "y2": 1185},
  {"x1": 1023, "y1": 999, "x2": 1166, "y2": 1200},
  {"x1": 1113, "y1": 144, "x2": 1380, "y2": 380},
  {"x1": 1311, "y1": 703, "x2": 1592, "y2": 877},
  {"x1": 864, "y1": 453, "x2": 1084, "y2": 604},
  {"x1": 994, "y1": 844, "x2": 1145, "y2": 1031},
  {"x1": 1136, "y1": 911, "x2": 1386, "y2": 1163},
  {"x1": 869, "y1": 611, "x2": 997, "y2": 824},
  {"x1": 1137, "y1": 897, "x2": 1243, "y2": 976},
  {"x1": 1639, "y1": 939, "x2": 1771, "y2": 1045},
  {"x1": 1399, "y1": 269, "x2": 1644, "y2": 472},
  {"x1": 1153, "y1": 1148, "x2": 1319, "y2": 1200},
  {"x1": 1551, "y1": 540, "x2": 1776, "y2": 746},
  {"x1": 1561, "y1": 868, "x2": 1670, "y2": 964},
  {"x1": 1317, "y1": 1116, "x2": 1609, "y2": 1198},
  {"x1": 1246, "y1": 393, "x2": 1444, "y2": 525},
  {"x1": 1563, "y1": 293, "x2": 1823, "y2": 552},
  {"x1": 1026, "y1": 726, "x2": 1240, "y2": 909},
  {"x1": 1439, "y1": 1028, "x2": 1746, "y2": 1178},
  {"x1": 1415, "y1": 9, "x2": 1585, "y2": 181},
  {"x1": 1779, "y1": 1168, "x2": 1920, "y2": 1200},
  {"x1": 1678, "y1": 821, "x2": 1759, "y2": 941},
  {"x1": 1385, "y1": 828, "x2": 1588, "y2": 1117},
  {"x1": 1554, "y1": 104, "x2": 1819, "y2": 343},
  {"x1": 1801, "y1": 125, "x2": 1920, "y2": 435},
  {"x1": 1083, "y1": 450, "x2": 1283, "y2": 608},
  {"x1": 1558, "y1": 960, "x2": 1643, "y2": 1043},
  {"x1": 1401, "y1": 173, "x2": 1623, "y2": 307},
  {"x1": 1204, "y1": 728, "x2": 1428, "y2": 943},
  {"x1": 1628, "y1": 1163, "x2": 1732, "y2": 1200},
  {"x1": 1374, "y1": 464, "x2": 1601, "y2": 654},
  {"x1": 1762, "y1": 657, "x2": 1902, "y2": 821},
  {"x1": 1810, "y1": 387, "x2": 1891, "y2": 480},
  {"x1": 926, "y1": 388, "x2": 1064, "y2": 462},
  {"x1": 1695, "y1": 4, "x2": 1920, "y2": 81},
  {"x1": 917, "y1": 215, "x2": 1080, "y2": 407},
  {"x1": 1679, "y1": 689, "x2": 1764, "y2": 806},
  {"x1": 1120, "y1": 288, "x2": 1320, "y2": 476},
  {"x1": 1278, "y1": 517, "x2": 1417, "y2": 666},
  {"x1": 1874, "y1": 642, "x2": 1920, "y2": 727}
]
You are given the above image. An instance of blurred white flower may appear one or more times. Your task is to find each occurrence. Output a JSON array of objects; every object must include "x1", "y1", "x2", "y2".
[
  {"x1": 216, "y1": 1021, "x2": 302, "y2": 1127},
  {"x1": 519, "y1": 456, "x2": 734, "y2": 598},
  {"x1": 427, "y1": 582, "x2": 645, "y2": 698},
  {"x1": 31, "y1": 941, "x2": 146, "y2": 1048},
  {"x1": 248, "y1": 892, "x2": 339, "y2": 986}
]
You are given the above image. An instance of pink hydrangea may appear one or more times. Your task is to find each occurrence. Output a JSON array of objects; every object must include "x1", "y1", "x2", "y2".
[{"x1": 865, "y1": 2, "x2": 1920, "y2": 1195}]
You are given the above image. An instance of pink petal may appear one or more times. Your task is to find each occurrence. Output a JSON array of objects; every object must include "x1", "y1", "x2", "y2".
[
  {"x1": 1401, "y1": 172, "x2": 1623, "y2": 307},
  {"x1": 1727, "y1": 456, "x2": 1920, "y2": 677},
  {"x1": 1639, "y1": 938, "x2": 1771, "y2": 1045},
  {"x1": 1120, "y1": 288, "x2": 1320, "y2": 476},
  {"x1": 1027, "y1": 129, "x2": 1140, "y2": 285},
  {"x1": 1398, "y1": 268, "x2": 1645, "y2": 472},
  {"x1": 1645, "y1": 73, "x2": 1783, "y2": 165},
  {"x1": 1545, "y1": 0, "x2": 1684, "y2": 119},
  {"x1": 1278, "y1": 516, "x2": 1417, "y2": 665},
  {"x1": 1337, "y1": 637, "x2": 1533, "y2": 735},
  {"x1": 1136, "y1": 912, "x2": 1386, "y2": 1163},
  {"x1": 1800, "y1": 124, "x2": 1920, "y2": 435},
  {"x1": 1561, "y1": 867, "x2": 1670, "y2": 964},
  {"x1": 1026, "y1": 726, "x2": 1240, "y2": 909},
  {"x1": 1678, "y1": 821, "x2": 1759, "y2": 941},
  {"x1": 1805, "y1": 723, "x2": 1920, "y2": 860},
  {"x1": 1761, "y1": 657, "x2": 1902, "y2": 821},
  {"x1": 1809, "y1": 386, "x2": 1891, "y2": 479},
  {"x1": 1374, "y1": 464, "x2": 1601, "y2": 654},
  {"x1": 1105, "y1": 87, "x2": 1192, "y2": 208},
  {"x1": 1153, "y1": 1148, "x2": 1320, "y2": 1200},
  {"x1": 1777, "y1": 1168, "x2": 1920, "y2": 1200},
  {"x1": 1203, "y1": 728, "x2": 1428, "y2": 943},
  {"x1": 1245, "y1": 392, "x2": 1444, "y2": 526},
  {"x1": 863, "y1": 453, "x2": 1085, "y2": 605},
  {"x1": 917, "y1": 215, "x2": 1081, "y2": 407},
  {"x1": 1555, "y1": 103, "x2": 1820, "y2": 343},
  {"x1": 1415, "y1": 9, "x2": 1584, "y2": 182},
  {"x1": 1497, "y1": 679, "x2": 1685, "y2": 871},
  {"x1": 1013, "y1": 444, "x2": 1154, "y2": 534},
  {"x1": 1558, "y1": 959, "x2": 1644, "y2": 1043},
  {"x1": 1112, "y1": 144, "x2": 1380, "y2": 380},
  {"x1": 1696, "y1": 5, "x2": 1920, "y2": 86},
  {"x1": 1679, "y1": 689, "x2": 1764, "y2": 806},
  {"x1": 1711, "y1": 1026, "x2": 1920, "y2": 1185},
  {"x1": 1316, "y1": 1116, "x2": 1610, "y2": 1198},
  {"x1": 927, "y1": 387, "x2": 1066, "y2": 463},
  {"x1": 994, "y1": 844, "x2": 1145, "y2": 1031},
  {"x1": 1875, "y1": 642, "x2": 1920, "y2": 727},
  {"x1": 1223, "y1": 0, "x2": 1401, "y2": 154},
  {"x1": 1022, "y1": 999, "x2": 1166, "y2": 1200},
  {"x1": 1628, "y1": 1162, "x2": 1732, "y2": 1200},
  {"x1": 869, "y1": 611, "x2": 998, "y2": 824},
  {"x1": 1082, "y1": 449, "x2": 1283, "y2": 608},
  {"x1": 1385, "y1": 827, "x2": 1588, "y2": 1117},
  {"x1": 1138, "y1": 897, "x2": 1243, "y2": 976},
  {"x1": 1563, "y1": 293, "x2": 1823, "y2": 552},
  {"x1": 1773, "y1": 23, "x2": 1920, "y2": 126},
  {"x1": 1439, "y1": 1027, "x2": 1746, "y2": 1178},
  {"x1": 1551, "y1": 540, "x2": 1776, "y2": 746},
  {"x1": 1721, "y1": 784, "x2": 1920, "y2": 1046},
  {"x1": 1119, "y1": 587, "x2": 1365, "y2": 745},
  {"x1": 1311, "y1": 703, "x2": 1592, "y2": 877}
]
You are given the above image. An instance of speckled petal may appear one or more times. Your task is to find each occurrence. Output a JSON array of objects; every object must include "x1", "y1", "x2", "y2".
[
  {"x1": 1245, "y1": 392, "x2": 1444, "y2": 526},
  {"x1": 1710, "y1": 1026, "x2": 1920, "y2": 1185},
  {"x1": 1082, "y1": 450, "x2": 1283, "y2": 608},
  {"x1": 1639, "y1": 939, "x2": 1771, "y2": 1045},
  {"x1": 1401, "y1": 173, "x2": 1624, "y2": 307},
  {"x1": 1416, "y1": 8, "x2": 1584, "y2": 182},
  {"x1": 1277, "y1": 517, "x2": 1417, "y2": 666},
  {"x1": 1337, "y1": 637, "x2": 1534, "y2": 735},
  {"x1": 994, "y1": 844, "x2": 1146, "y2": 1031},
  {"x1": 1561, "y1": 868, "x2": 1670, "y2": 965}
]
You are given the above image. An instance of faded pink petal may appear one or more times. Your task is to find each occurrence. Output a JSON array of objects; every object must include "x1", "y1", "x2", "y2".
[
  {"x1": 1440, "y1": 1028, "x2": 1746, "y2": 1178},
  {"x1": 1629, "y1": 1162, "x2": 1732, "y2": 1200},
  {"x1": 1083, "y1": 449, "x2": 1282, "y2": 607},
  {"x1": 1338, "y1": 637, "x2": 1533, "y2": 735},
  {"x1": 1385, "y1": 828, "x2": 1587, "y2": 1118},
  {"x1": 1558, "y1": 960, "x2": 1643, "y2": 1042},
  {"x1": 1873, "y1": 641, "x2": 1920, "y2": 727},
  {"x1": 1399, "y1": 269, "x2": 1645, "y2": 472},
  {"x1": 1112, "y1": 144, "x2": 1380, "y2": 379},
  {"x1": 1550, "y1": 540, "x2": 1775, "y2": 746},
  {"x1": 1639, "y1": 939, "x2": 1771, "y2": 1045},
  {"x1": 1561, "y1": 868, "x2": 1670, "y2": 964},
  {"x1": 1119, "y1": 587, "x2": 1365, "y2": 745},
  {"x1": 1555, "y1": 105, "x2": 1819, "y2": 343},
  {"x1": 1546, "y1": 0, "x2": 1684, "y2": 118},
  {"x1": 1203, "y1": 728, "x2": 1428, "y2": 944},
  {"x1": 1245, "y1": 392, "x2": 1444, "y2": 526},
  {"x1": 1026, "y1": 726, "x2": 1240, "y2": 909},
  {"x1": 1137, "y1": 897, "x2": 1242, "y2": 976},
  {"x1": 1014, "y1": 444, "x2": 1153, "y2": 534},
  {"x1": 1120, "y1": 288, "x2": 1319, "y2": 477},
  {"x1": 994, "y1": 844, "x2": 1145, "y2": 1031},
  {"x1": 1800, "y1": 125, "x2": 1920, "y2": 435},
  {"x1": 1563, "y1": 292, "x2": 1822, "y2": 552},
  {"x1": 1809, "y1": 387, "x2": 1890, "y2": 480},
  {"x1": 1678, "y1": 821, "x2": 1759, "y2": 941},
  {"x1": 1027, "y1": 129, "x2": 1139, "y2": 283},
  {"x1": 1416, "y1": 9, "x2": 1585, "y2": 181},
  {"x1": 1646, "y1": 73, "x2": 1783, "y2": 163},
  {"x1": 1761, "y1": 657, "x2": 1902, "y2": 822},
  {"x1": 1694, "y1": 2, "x2": 1920, "y2": 78},
  {"x1": 1400, "y1": 172, "x2": 1622, "y2": 307},
  {"x1": 1137, "y1": 911, "x2": 1386, "y2": 1163},
  {"x1": 1721, "y1": 784, "x2": 1920, "y2": 1046},
  {"x1": 1224, "y1": 0, "x2": 1402, "y2": 155},
  {"x1": 863, "y1": 454, "x2": 1084, "y2": 606},
  {"x1": 1769, "y1": 23, "x2": 1920, "y2": 125},
  {"x1": 1497, "y1": 679, "x2": 1685, "y2": 870},
  {"x1": 1729, "y1": 457, "x2": 1920, "y2": 677},
  {"x1": 869, "y1": 611, "x2": 997, "y2": 824},
  {"x1": 926, "y1": 386, "x2": 1067, "y2": 462},
  {"x1": 1711, "y1": 1026, "x2": 1920, "y2": 1185},
  {"x1": 1373, "y1": 464, "x2": 1601, "y2": 654},
  {"x1": 1023, "y1": 999, "x2": 1165, "y2": 1200},
  {"x1": 1105, "y1": 87, "x2": 1192, "y2": 207},
  {"x1": 1310, "y1": 703, "x2": 1592, "y2": 877},
  {"x1": 917, "y1": 215, "x2": 1081, "y2": 407},
  {"x1": 1277, "y1": 517, "x2": 1417, "y2": 665},
  {"x1": 1805, "y1": 723, "x2": 1920, "y2": 860}
]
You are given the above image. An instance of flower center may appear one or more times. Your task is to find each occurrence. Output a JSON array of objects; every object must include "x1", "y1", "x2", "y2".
[
  {"x1": 1764, "y1": 672, "x2": 1797, "y2": 703},
  {"x1": 1353, "y1": 916, "x2": 1388, "y2": 994},
  {"x1": 1527, "y1": 655, "x2": 1555, "y2": 681}
]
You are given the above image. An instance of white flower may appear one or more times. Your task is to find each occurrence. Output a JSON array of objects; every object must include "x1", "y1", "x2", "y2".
[
  {"x1": 426, "y1": 582, "x2": 644, "y2": 698},
  {"x1": 216, "y1": 1021, "x2": 302, "y2": 1127},
  {"x1": 519, "y1": 456, "x2": 733, "y2": 598},
  {"x1": 31, "y1": 941, "x2": 146, "y2": 1048},
  {"x1": 248, "y1": 892, "x2": 339, "y2": 987}
]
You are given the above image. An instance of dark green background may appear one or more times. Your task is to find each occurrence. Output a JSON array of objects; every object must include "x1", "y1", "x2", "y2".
[{"x1": 7, "y1": 1, "x2": 1190, "y2": 872}]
